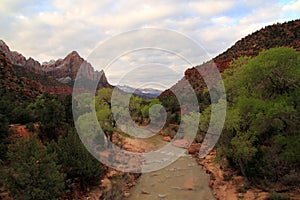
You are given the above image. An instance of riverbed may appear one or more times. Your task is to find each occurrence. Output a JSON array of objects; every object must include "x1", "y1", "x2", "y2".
[{"x1": 126, "y1": 135, "x2": 215, "y2": 200}]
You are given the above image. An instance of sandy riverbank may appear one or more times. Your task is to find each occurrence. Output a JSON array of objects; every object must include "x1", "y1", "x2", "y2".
[{"x1": 197, "y1": 151, "x2": 269, "y2": 200}]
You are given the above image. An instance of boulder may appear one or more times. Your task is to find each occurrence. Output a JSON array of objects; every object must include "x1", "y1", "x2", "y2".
[
  {"x1": 162, "y1": 136, "x2": 171, "y2": 142},
  {"x1": 172, "y1": 138, "x2": 190, "y2": 148},
  {"x1": 141, "y1": 190, "x2": 150, "y2": 195},
  {"x1": 188, "y1": 143, "x2": 201, "y2": 154}
]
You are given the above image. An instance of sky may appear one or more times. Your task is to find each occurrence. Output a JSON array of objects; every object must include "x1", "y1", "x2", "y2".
[{"x1": 1, "y1": 0, "x2": 300, "y2": 89}]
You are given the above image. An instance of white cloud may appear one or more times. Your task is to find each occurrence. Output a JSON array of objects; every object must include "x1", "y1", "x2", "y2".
[
  {"x1": 283, "y1": 0, "x2": 300, "y2": 11},
  {"x1": 211, "y1": 16, "x2": 234, "y2": 25},
  {"x1": 189, "y1": 0, "x2": 236, "y2": 17},
  {"x1": 0, "y1": 0, "x2": 299, "y2": 87}
]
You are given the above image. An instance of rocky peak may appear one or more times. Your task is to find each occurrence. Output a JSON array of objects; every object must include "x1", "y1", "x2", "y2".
[
  {"x1": 0, "y1": 46, "x2": 12, "y2": 71},
  {"x1": 42, "y1": 59, "x2": 56, "y2": 66},
  {"x1": 1, "y1": 39, "x2": 111, "y2": 91},
  {"x1": 0, "y1": 40, "x2": 10, "y2": 55},
  {"x1": 42, "y1": 50, "x2": 104, "y2": 82},
  {"x1": 0, "y1": 40, "x2": 26, "y2": 66},
  {"x1": 25, "y1": 57, "x2": 42, "y2": 72},
  {"x1": 11, "y1": 51, "x2": 26, "y2": 66},
  {"x1": 68, "y1": 50, "x2": 80, "y2": 58}
]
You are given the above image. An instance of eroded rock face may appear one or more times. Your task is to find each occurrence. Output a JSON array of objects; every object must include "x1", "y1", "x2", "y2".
[
  {"x1": 43, "y1": 51, "x2": 83, "y2": 79},
  {"x1": 0, "y1": 40, "x2": 11, "y2": 58},
  {"x1": 41, "y1": 51, "x2": 111, "y2": 88},
  {"x1": 0, "y1": 46, "x2": 13, "y2": 72},
  {"x1": 25, "y1": 57, "x2": 42, "y2": 73},
  {"x1": 0, "y1": 40, "x2": 112, "y2": 95},
  {"x1": 0, "y1": 48, "x2": 40, "y2": 98},
  {"x1": 0, "y1": 40, "x2": 27, "y2": 66},
  {"x1": 42, "y1": 51, "x2": 108, "y2": 83},
  {"x1": 10, "y1": 51, "x2": 26, "y2": 66}
]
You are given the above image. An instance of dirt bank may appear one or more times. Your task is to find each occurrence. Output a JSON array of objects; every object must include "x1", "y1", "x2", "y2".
[{"x1": 197, "y1": 151, "x2": 269, "y2": 200}]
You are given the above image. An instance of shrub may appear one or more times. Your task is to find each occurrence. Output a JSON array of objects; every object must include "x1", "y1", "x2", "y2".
[
  {"x1": 223, "y1": 173, "x2": 233, "y2": 181},
  {"x1": 267, "y1": 191, "x2": 290, "y2": 200}
]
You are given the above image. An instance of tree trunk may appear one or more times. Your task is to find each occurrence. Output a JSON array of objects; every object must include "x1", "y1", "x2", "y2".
[{"x1": 239, "y1": 159, "x2": 248, "y2": 182}]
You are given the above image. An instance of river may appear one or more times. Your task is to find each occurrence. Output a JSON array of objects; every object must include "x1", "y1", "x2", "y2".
[{"x1": 126, "y1": 135, "x2": 215, "y2": 200}]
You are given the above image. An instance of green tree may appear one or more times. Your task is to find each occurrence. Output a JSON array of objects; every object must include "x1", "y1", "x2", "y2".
[
  {"x1": 177, "y1": 112, "x2": 201, "y2": 143},
  {"x1": 34, "y1": 93, "x2": 66, "y2": 140},
  {"x1": 141, "y1": 104, "x2": 150, "y2": 120},
  {"x1": 160, "y1": 94, "x2": 180, "y2": 114},
  {"x1": 230, "y1": 131, "x2": 257, "y2": 179},
  {"x1": 11, "y1": 104, "x2": 35, "y2": 124},
  {"x1": 63, "y1": 94, "x2": 74, "y2": 124},
  {"x1": 127, "y1": 95, "x2": 143, "y2": 122},
  {"x1": 51, "y1": 128, "x2": 105, "y2": 191},
  {"x1": 147, "y1": 99, "x2": 164, "y2": 124},
  {"x1": 0, "y1": 114, "x2": 9, "y2": 159},
  {"x1": 95, "y1": 88, "x2": 115, "y2": 144},
  {"x1": 0, "y1": 159, "x2": 4, "y2": 187},
  {"x1": 221, "y1": 47, "x2": 300, "y2": 182},
  {"x1": 96, "y1": 88, "x2": 112, "y2": 105},
  {"x1": 76, "y1": 112, "x2": 101, "y2": 145},
  {"x1": 6, "y1": 135, "x2": 65, "y2": 200}
]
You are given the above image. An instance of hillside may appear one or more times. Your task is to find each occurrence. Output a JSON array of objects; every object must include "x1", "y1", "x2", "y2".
[
  {"x1": 160, "y1": 19, "x2": 300, "y2": 99},
  {"x1": 0, "y1": 40, "x2": 111, "y2": 96},
  {"x1": 0, "y1": 49, "x2": 72, "y2": 98}
]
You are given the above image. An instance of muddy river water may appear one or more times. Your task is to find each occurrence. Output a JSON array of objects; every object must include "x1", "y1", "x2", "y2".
[{"x1": 126, "y1": 135, "x2": 215, "y2": 200}]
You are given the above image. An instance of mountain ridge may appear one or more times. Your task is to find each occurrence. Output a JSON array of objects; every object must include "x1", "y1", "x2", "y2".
[
  {"x1": 159, "y1": 19, "x2": 300, "y2": 99},
  {"x1": 0, "y1": 40, "x2": 111, "y2": 96}
]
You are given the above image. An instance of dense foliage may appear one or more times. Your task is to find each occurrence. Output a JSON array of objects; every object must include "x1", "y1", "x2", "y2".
[
  {"x1": 0, "y1": 91, "x2": 107, "y2": 198},
  {"x1": 218, "y1": 47, "x2": 300, "y2": 186},
  {"x1": 48, "y1": 128, "x2": 106, "y2": 192},
  {"x1": 6, "y1": 136, "x2": 65, "y2": 200},
  {"x1": 0, "y1": 114, "x2": 9, "y2": 159}
]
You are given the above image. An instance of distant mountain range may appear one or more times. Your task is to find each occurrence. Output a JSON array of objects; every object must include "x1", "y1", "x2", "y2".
[
  {"x1": 116, "y1": 85, "x2": 162, "y2": 98},
  {"x1": 159, "y1": 19, "x2": 300, "y2": 99}
]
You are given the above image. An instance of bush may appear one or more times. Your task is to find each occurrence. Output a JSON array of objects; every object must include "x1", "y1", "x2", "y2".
[
  {"x1": 6, "y1": 136, "x2": 65, "y2": 200},
  {"x1": 26, "y1": 122, "x2": 35, "y2": 132},
  {"x1": 194, "y1": 133, "x2": 204, "y2": 143},
  {"x1": 281, "y1": 171, "x2": 300, "y2": 186},
  {"x1": 49, "y1": 128, "x2": 106, "y2": 191},
  {"x1": 267, "y1": 191, "x2": 290, "y2": 200},
  {"x1": 236, "y1": 183, "x2": 250, "y2": 193},
  {"x1": 101, "y1": 175, "x2": 125, "y2": 200},
  {"x1": 223, "y1": 173, "x2": 233, "y2": 181}
]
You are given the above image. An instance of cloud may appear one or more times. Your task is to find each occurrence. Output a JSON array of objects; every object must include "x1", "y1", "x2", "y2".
[
  {"x1": 188, "y1": 0, "x2": 236, "y2": 17},
  {"x1": 0, "y1": 0, "x2": 299, "y2": 88},
  {"x1": 283, "y1": 0, "x2": 300, "y2": 11},
  {"x1": 107, "y1": 61, "x2": 183, "y2": 90},
  {"x1": 211, "y1": 16, "x2": 234, "y2": 25},
  {"x1": 282, "y1": 0, "x2": 300, "y2": 18}
]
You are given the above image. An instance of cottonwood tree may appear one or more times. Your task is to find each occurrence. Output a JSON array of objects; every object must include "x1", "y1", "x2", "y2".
[{"x1": 221, "y1": 47, "x2": 300, "y2": 181}]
